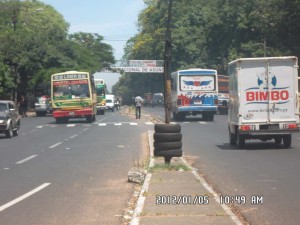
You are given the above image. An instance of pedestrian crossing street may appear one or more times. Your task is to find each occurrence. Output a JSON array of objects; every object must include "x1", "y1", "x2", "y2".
[{"x1": 35, "y1": 121, "x2": 210, "y2": 129}]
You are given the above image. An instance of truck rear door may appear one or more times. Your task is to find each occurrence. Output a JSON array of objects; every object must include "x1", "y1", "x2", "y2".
[
  {"x1": 267, "y1": 58, "x2": 297, "y2": 122},
  {"x1": 240, "y1": 58, "x2": 297, "y2": 124}
]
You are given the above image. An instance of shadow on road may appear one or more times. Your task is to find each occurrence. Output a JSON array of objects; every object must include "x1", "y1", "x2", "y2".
[{"x1": 216, "y1": 142, "x2": 291, "y2": 151}]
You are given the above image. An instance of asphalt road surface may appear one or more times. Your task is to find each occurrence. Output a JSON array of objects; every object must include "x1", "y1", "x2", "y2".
[
  {"x1": 0, "y1": 110, "x2": 151, "y2": 225},
  {"x1": 144, "y1": 105, "x2": 300, "y2": 225},
  {"x1": 1, "y1": 106, "x2": 300, "y2": 225}
]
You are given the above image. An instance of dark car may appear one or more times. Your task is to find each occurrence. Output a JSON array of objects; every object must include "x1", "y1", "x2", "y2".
[
  {"x1": 152, "y1": 93, "x2": 164, "y2": 107},
  {"x1": 0, "y1": 100, "x2": 21, "y2": 138}
]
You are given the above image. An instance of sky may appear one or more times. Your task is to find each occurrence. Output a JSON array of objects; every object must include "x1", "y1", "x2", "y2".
[{"x1": 40, "y1": 0, "x2": 146, "y2": 91}]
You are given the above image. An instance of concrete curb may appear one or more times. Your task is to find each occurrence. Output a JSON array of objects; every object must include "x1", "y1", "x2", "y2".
[
  {"x1": 130, "y1": 127, "x2": 244, "y2": 225},
  {"x1": 130, "y1": 130, "x2": 155, "y2": 225},
  {"x1": 180, "y1": 157, "x2": 243, "y2": 225}
]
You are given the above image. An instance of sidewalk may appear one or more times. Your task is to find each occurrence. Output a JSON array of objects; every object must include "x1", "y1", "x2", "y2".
[{"x1": 130, "y1": 131, "x2": 243, "y2": 225}]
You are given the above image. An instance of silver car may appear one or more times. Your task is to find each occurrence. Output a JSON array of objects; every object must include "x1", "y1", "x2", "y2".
[
  {"x1": 34, "y1": 96, "x2": 52, "y2": 116},
  {"x1": 0, "y1": 100, "x2": 20, "y2": 138}
]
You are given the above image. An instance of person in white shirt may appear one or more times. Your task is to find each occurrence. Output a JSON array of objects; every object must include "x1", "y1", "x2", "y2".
[{"x1": 135, "y1": 96, "x2": 143, "y2": 119}]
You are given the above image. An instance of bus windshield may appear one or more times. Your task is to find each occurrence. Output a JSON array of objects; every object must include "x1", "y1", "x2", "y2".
[
  {"x1": 95, "y1": 85, "x2": 105, "y2": 96},
  {"x1": 53, "y1": 80, "x2": 90, "y2": 100}
]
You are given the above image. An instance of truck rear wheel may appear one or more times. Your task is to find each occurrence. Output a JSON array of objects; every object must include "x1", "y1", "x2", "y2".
[
  {"x1": 229, "y1": 131, "x2": 236, "y2": 145},
  {"x1": 237, "y1": 134, "x2": 245, "y2": 148},
  {"x1": 283, "y1": 135, "x2": 291, "y2": 147},
  {"x1": 274, "y1": 137, "x2": 282, "y2": 145}
]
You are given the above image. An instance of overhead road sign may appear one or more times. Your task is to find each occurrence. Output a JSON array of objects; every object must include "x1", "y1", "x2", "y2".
[{"x1": 106, "y1": 60, "x2": 164, "y2": 73}]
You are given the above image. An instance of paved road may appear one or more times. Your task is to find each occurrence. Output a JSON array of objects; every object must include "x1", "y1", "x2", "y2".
[
  {"x1": 0, "y1": 110, "x2": 151, "y2": 225},
  {"x1": 143, "y1": 106, "x2": 300, "y2": 225}
]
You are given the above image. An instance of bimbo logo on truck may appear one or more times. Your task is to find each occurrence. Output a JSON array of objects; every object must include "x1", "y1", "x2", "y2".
[{"x1": 245, "y1": 74, "x2": 290, "y2": 104}]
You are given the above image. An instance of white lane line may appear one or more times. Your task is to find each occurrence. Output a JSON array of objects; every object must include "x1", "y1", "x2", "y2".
[
  {"x1": 67, "y1": 124, "x2": 76, "y2": 127},
  {"x1": 95, "y1": 116, "x2": 110, "y2": 123},
  {"x1": 16, "y1": 155, "x2": 38, "y2": 165},
  {"x1": 115, "y1": 123, "x2": 122, "y2": 126},
  {"x1": 82, "y1": 128, "x2": 89, "y2": 131},
  {"x1": 199, "y1": 121, "x2": 207, "y2": 124},
  {"x1": 0, "y1": 183, "x2": 51, "y2": 212},
  {"x1": 130, "y1": 123, "x2": 138, "y2": 126},
  {"x1": 49, "y1": 142, "x2": 62, "y2": 149},
  {"x1": 69, "y1": 134, "x2": 78, "y2": 139},
  {"x1": 98, "y1": 123, "x2": 106, "y2": 126},
  {"x1": 145, "y1": 122, "x2": 153, "y2": 125},
  {"x1": 36, "y1": 126, "x2": 43, "y2": 128}
]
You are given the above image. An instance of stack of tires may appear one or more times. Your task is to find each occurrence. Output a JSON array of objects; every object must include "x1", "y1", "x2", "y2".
[{"x1": 153, "y1": 124, "x2": 183, "y2": 164}]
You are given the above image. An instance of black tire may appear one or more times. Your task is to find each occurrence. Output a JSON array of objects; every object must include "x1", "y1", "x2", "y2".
[
  {"x1": 154, "y1": 141, "x2": 182, "y2": 150},
  {"x1": 274, "y1": 136, "x2": 282, "y2": 145},
  {"x1": 229, "y1": 131, "x2": 236, "y2": 145},
  {"x1": 202, "y1": 113, "x2": 208, "y2": 121},
  {"x1": 86, "y1": 115, "x2": 93, "y2": 123},
  {"x1": 5, "y1": 123, "x2": 13, "y2": 138},
  {"x1": 154, "y1": 149, "x2": 183, "y2": 157},
  {"x1": 154, "y1": 133, "x2": 182, "y2": 142},
  {"x1": 283, "y1": 135, "x2": 291, "y2": 147},
  {"x1": 208, "y1": 114, "x2": 214, "y2": 121},
  {"x1": 154, "y1": 123, "x2": 181, "y2": 133},
  {"x1": 237, "y1": 134, "x2": 245, "y2": 148},
  {"x1": 13, "y1": 128, "x2": 19, "y2": 136},
  {"x1": 56, "y1": 117, "x2": 67, "y2": 124}
]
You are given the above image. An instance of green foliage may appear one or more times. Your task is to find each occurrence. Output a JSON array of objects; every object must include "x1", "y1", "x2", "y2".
[
  {"x1": 0, "y1": 0, "x2": 115, "y2": 99},
  {"x1": 114, "y1": 0, "x2": 300, "y2": 100}
]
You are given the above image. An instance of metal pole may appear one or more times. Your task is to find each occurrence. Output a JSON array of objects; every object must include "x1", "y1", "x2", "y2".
[{"x1": 163, "y1": 0, "x2": 172, "y2": 124}]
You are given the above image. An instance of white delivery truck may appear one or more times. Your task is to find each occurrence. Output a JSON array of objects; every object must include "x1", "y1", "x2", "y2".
[
  {"x1": 228, "y1": 56, "x2": 299, "y2": 147},
  {"x1": 105, "y1": 94, "x2": 115, "y2": 112}
]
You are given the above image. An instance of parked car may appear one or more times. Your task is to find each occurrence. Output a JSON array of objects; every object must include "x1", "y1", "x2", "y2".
[
  {"x1": 34, "y1": 95, "x2": 52, "y2": 116},
  {"x1": 0, "y1": 100, "x2": 20, "y2": 138}
]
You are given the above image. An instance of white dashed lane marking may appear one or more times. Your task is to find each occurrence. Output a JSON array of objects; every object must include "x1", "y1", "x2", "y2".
[
  {"x1": 49, "y1": 142, "x2": 63, "y2": 149},
  {"x1": 15, "y1": 155, "x2": 38, "y2": 165},
  {"x1": 0, "y1": 183, "x2": 51, "y2": 212}
]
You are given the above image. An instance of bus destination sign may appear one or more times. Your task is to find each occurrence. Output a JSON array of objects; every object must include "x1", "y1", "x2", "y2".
[{"x1": 53, "y1": 74, "x2": 88, "y2": 80}]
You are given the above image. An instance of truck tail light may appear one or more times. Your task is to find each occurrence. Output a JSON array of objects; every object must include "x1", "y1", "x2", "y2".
[
  {"x1": 240, "y1": 125, "x2": 255, "y2": 131},
  {"x1": 177, "y1": 99, "x2": 182, "y2": 106},
  {"x1": 284, "y1": 123, "x2": 298, "y2": 130}
]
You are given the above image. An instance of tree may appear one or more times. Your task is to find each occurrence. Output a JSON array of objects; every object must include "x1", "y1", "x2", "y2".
[
  {"x1": 115, "y1": 0, "x2": 299, "y2": 101},
  {"x1": 0, "y1": 0, "x2": 115, "y2": 102},
  {"x1": 0, "y1": 0, "x2": 70, "y2": 101}
]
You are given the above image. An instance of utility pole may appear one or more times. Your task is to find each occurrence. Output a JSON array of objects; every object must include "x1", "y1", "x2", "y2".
[{"x1": 163, "y1": 0, "x2": 173, "y2": 124}]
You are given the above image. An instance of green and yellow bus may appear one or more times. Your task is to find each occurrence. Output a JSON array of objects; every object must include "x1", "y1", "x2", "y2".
[
  {"x1": 51, "y1": 71, "x2": 97, "y2": 123},
  {"x1": 94, "y1": 78, "x2": 106, "y2": 115}
]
